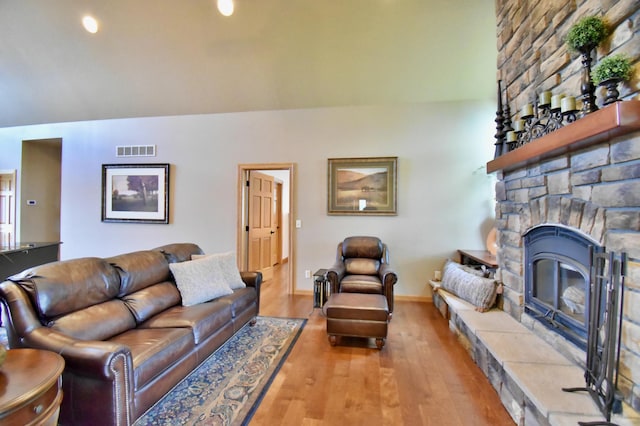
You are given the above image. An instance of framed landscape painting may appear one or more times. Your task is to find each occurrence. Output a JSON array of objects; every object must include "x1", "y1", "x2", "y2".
[
  {"x1": 102, "y1": 163, "x2": 170, "y2": 223},
  {"x1": 327, "y1": 157, "x2": 397, "y2": 215}
]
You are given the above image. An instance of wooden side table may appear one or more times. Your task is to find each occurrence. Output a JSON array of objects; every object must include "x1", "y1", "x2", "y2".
[
  {"x1": 0, "y1": 348, "x2": 65, "y2": 426},
  {"x1": 311, "y1": 269, "x2": 330, "y2": 313},
  {"x1": 458, "y1": 249, "x2": 498, "y2": 270},
  {"x1": 312, "y1": 269, "x2": 330, "y2": 310}
]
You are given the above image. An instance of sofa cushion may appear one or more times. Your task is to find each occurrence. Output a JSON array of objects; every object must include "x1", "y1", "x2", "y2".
[
  {"x1": 344, "y1": 258, "x2": 380, "y2": 275},
  {"x1": 48, "y1": 300, "x2": 136, "y2": 340},
  {"x1": 340, "y1": 274, "x2": 383, "y2": 294},
  {"x1": 109, "y1": 327, "x2": 194, "y2": 391},
  {"x1": 122, "y1": 281, "x2": 181, "y2": 324},
  {"x1": 169, "y1": 256, "x2": 234, "y2": 306},
  {"x1": 192, "y1": 251, "x2": 246, "y2": 290},
  {"x1": 219, "y1": 287, "x2": 257, "y2": 317},
  {"x1": 140, "y1": 300, "x2": 233, "y2": 344},
  {"x1": 107, "y1": 250, "x2": 171, "y2": 296},
  {"x1": 9, "y1": 257, "x2": 121, "y2": 319},
  {"x1": 155, "y1": 243, "x2": 204, "y2": 263},
  {"x1": 441, "y1": 260, "x2": 498, "y2": 312},
  {"x1": 342, "y1": 236, "x2": 383, "y2": 259}
]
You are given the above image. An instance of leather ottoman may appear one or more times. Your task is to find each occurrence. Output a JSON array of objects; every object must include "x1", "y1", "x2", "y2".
[{"x1": 323, "y1": 293, "x2": 390, "y2": 349}]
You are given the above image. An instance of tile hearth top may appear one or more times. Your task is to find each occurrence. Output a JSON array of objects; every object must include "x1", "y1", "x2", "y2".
[{"x1": 430, "y1": 282, "x2": 640, "y2": 426}]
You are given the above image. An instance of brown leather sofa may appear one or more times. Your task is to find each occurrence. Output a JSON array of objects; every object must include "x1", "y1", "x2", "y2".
[
  {"x1": 326, "y1": 236, "x2": 397, "y2": 313},
  {"x1": 0, "y1": 243, "x2": 261, "y2": 426}
]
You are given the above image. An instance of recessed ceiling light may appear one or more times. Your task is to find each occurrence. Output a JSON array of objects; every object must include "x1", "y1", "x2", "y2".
[
  {"x1": 82, "y1": 15, "x2": 99, "y2": 34},
  {"x1": 217, "y1": 0, "x2": 234, "y2": 17}
]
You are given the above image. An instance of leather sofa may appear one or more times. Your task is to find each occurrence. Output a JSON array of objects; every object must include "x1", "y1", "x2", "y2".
[{"x1": 0, "y1": 243, "x2": 261, "y2": 426}]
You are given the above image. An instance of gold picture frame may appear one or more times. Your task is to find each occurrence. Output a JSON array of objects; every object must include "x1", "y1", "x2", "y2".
[{"x1": 327, "y1": 157, "x2": 397, "y2": 215}]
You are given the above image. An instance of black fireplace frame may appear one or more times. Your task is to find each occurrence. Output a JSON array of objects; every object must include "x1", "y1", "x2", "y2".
[{"x1": 523, "y1": 225, "x2": 603, "y2": 349}]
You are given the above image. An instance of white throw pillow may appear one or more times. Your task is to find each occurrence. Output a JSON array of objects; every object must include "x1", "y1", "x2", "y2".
[
  {"x1": 192, "y1": 251, "x2": 246, "y2": 290},
  {"x1": 169, "y1": 256, "x2": 233, "y2": 306}
]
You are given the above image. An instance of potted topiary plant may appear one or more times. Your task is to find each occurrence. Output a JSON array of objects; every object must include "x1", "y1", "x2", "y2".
[
  {"x1": 566, "y1": 15, "x2": 608, "y2": 53},
  {"x1": 566, "y1": 15, "x2": 609, "y2": 115},
  {"x1": 592, "y1": 54, "x2": 634, "y2": 105}
]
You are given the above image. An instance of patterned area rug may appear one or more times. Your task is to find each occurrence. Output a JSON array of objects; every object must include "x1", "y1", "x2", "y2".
[{"x1": 134, "y1": 316, "x2": 306, "y2": 426}]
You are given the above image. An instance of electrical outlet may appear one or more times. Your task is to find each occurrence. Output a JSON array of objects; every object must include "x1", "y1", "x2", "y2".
[{"x1": 305, "y1": 270, "x2": 311, "y2": 278}]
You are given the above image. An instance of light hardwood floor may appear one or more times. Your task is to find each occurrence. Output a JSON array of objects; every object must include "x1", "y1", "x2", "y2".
[{"x1": 250, "y1": 263, "x2": 515, "y2": 425}]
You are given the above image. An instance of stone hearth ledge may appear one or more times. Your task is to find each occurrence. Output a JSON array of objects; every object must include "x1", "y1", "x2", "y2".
[{"x1": 429, "y1": 280, "x2": 640, "y2": 426}]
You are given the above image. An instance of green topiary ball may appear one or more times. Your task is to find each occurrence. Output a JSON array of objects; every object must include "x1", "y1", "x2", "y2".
[
  {"x1": 566, "y1": 15, "x2": 608, "y2": 52},
  {"x1": 592, "y1": 54, "x2": 634, "y2": 85}
]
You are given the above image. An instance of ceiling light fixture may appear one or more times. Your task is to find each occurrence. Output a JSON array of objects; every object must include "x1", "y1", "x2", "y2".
[
  {"x1": 82, "y1": 15, "x2": 99, "y2": 34},
  {"x1": 217, "y1": 0, "x2": 234, "y2": 17}
]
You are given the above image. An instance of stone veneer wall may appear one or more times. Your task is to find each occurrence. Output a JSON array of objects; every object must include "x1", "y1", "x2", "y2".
[
  {"x1": 497, "y1": 0, "x2": 639, "y2": 111},
  {"x1": 494, "y1": 0, "x2": 640, "y2": 411}
]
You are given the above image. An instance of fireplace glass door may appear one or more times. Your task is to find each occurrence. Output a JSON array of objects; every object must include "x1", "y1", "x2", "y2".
[{"x1": 532, "y1": 257, "x2": 588, "y2": 325}]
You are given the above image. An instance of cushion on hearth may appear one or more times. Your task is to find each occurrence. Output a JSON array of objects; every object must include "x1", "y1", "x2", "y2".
[{"x1": 441, "y1": 259, "x2": 498, "y2": 312}]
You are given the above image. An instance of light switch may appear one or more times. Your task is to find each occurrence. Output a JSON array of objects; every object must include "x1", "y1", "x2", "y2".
[{"x1": 295, "y1": 219, "x2": 301, "y2": 228}]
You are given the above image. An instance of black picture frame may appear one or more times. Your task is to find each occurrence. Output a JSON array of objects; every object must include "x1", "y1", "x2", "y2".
[{"x1": 102, "y1": 163, "x2": 170, "y2": 224}]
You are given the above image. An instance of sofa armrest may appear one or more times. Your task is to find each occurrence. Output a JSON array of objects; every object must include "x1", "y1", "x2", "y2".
[
  {"x1": 326, "y1": 263, "x2": 346, "y2": 294},
  {"x1": 379, "y1": 263, "x2": 398, "y2": 288},
  {"x1": 2, "y1": 278, "x2": 133, "y2": 379},
  {"x1": 23, "y1": 326, "x2": 132, "y2": 376},
  {"x1": 240, "y1": 271, "x2": 262, "y2": 313},
  {"x1": 240, "y1": 271, "x2": 262, "y2": 289},
  {"x1": 1, "y1": 279, "x2": 134, "y2": 425},
  {"x1": 379, "y1": 263, "x2": 398, "y2": 313}
]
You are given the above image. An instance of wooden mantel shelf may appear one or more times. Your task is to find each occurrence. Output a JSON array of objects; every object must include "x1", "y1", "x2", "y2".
[{"x1": 486, "y1": 100, "x2": 640, "y2": 174}]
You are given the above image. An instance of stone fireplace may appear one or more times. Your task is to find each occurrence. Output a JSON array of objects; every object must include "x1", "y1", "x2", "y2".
[
  {"x1": 491, "y1": 0, "x2": 640, "y2": 420},
  {"x1": 488, "y1": 101, "x2": 640, "y2": 412}
]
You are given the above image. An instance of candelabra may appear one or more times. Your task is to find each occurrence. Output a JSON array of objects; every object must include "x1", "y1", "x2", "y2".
[
  {"x1": 494, "y1": 80, "x2": 506, "y2": 158},
  {"x1": 493, "y1": 80, "x2": 513, "y2": 159},
  {"x1": 505, "y1": 92, "x2": 578, "y2": 152}
]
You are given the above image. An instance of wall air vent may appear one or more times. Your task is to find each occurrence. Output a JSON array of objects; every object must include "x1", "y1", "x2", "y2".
[{"x1": 116, "y1": 145, "x2": 156, "y2": 157}]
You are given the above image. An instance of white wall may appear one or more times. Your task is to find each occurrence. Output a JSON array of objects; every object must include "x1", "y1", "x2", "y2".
[{"x1": 0, "y1": 101, "x2": 496, "y2": 298}]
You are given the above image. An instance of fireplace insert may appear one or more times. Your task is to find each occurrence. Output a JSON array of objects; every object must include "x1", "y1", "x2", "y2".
[{"x1": 524, "y1": 225, "x2": 603, "y2": 349}]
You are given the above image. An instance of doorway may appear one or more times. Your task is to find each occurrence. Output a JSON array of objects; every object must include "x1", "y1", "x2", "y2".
[
  {"x1": 21, "y1": 139, "x2": 62, "y2": 243},
  {"x1": 237, "y1": 163, "x2": 295, "y2": 295}
]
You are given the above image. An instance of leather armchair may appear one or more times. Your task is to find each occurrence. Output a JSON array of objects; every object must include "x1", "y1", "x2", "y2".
[{"x1": 326, "y1": 236, "x2": 398, "y2": 313}]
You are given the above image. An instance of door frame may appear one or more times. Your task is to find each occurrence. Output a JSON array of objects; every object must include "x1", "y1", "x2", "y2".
[
  {"x1": 0, "y1": 169, "x2": 17, "y2": 246},
  {"x1": 274, "y1": 181, "x2": 283, "y2": 265},
  {"x1": 237, "y1": 163, "x2": 295, "y2": 294}
]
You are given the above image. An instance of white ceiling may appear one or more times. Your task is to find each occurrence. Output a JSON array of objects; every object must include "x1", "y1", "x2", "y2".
[{"x1": 0, "y1": 0, "x2": 497, "y2": 128}]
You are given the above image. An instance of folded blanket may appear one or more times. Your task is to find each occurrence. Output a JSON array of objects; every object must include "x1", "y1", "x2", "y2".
[{"x1": 441, "y1": 259, "x2": 498, "y2": 312}]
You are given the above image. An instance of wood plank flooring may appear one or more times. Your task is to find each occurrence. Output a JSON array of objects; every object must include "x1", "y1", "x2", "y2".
[{"x1": 251, "y1": 263, "x2": 515, "y2": 425}]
